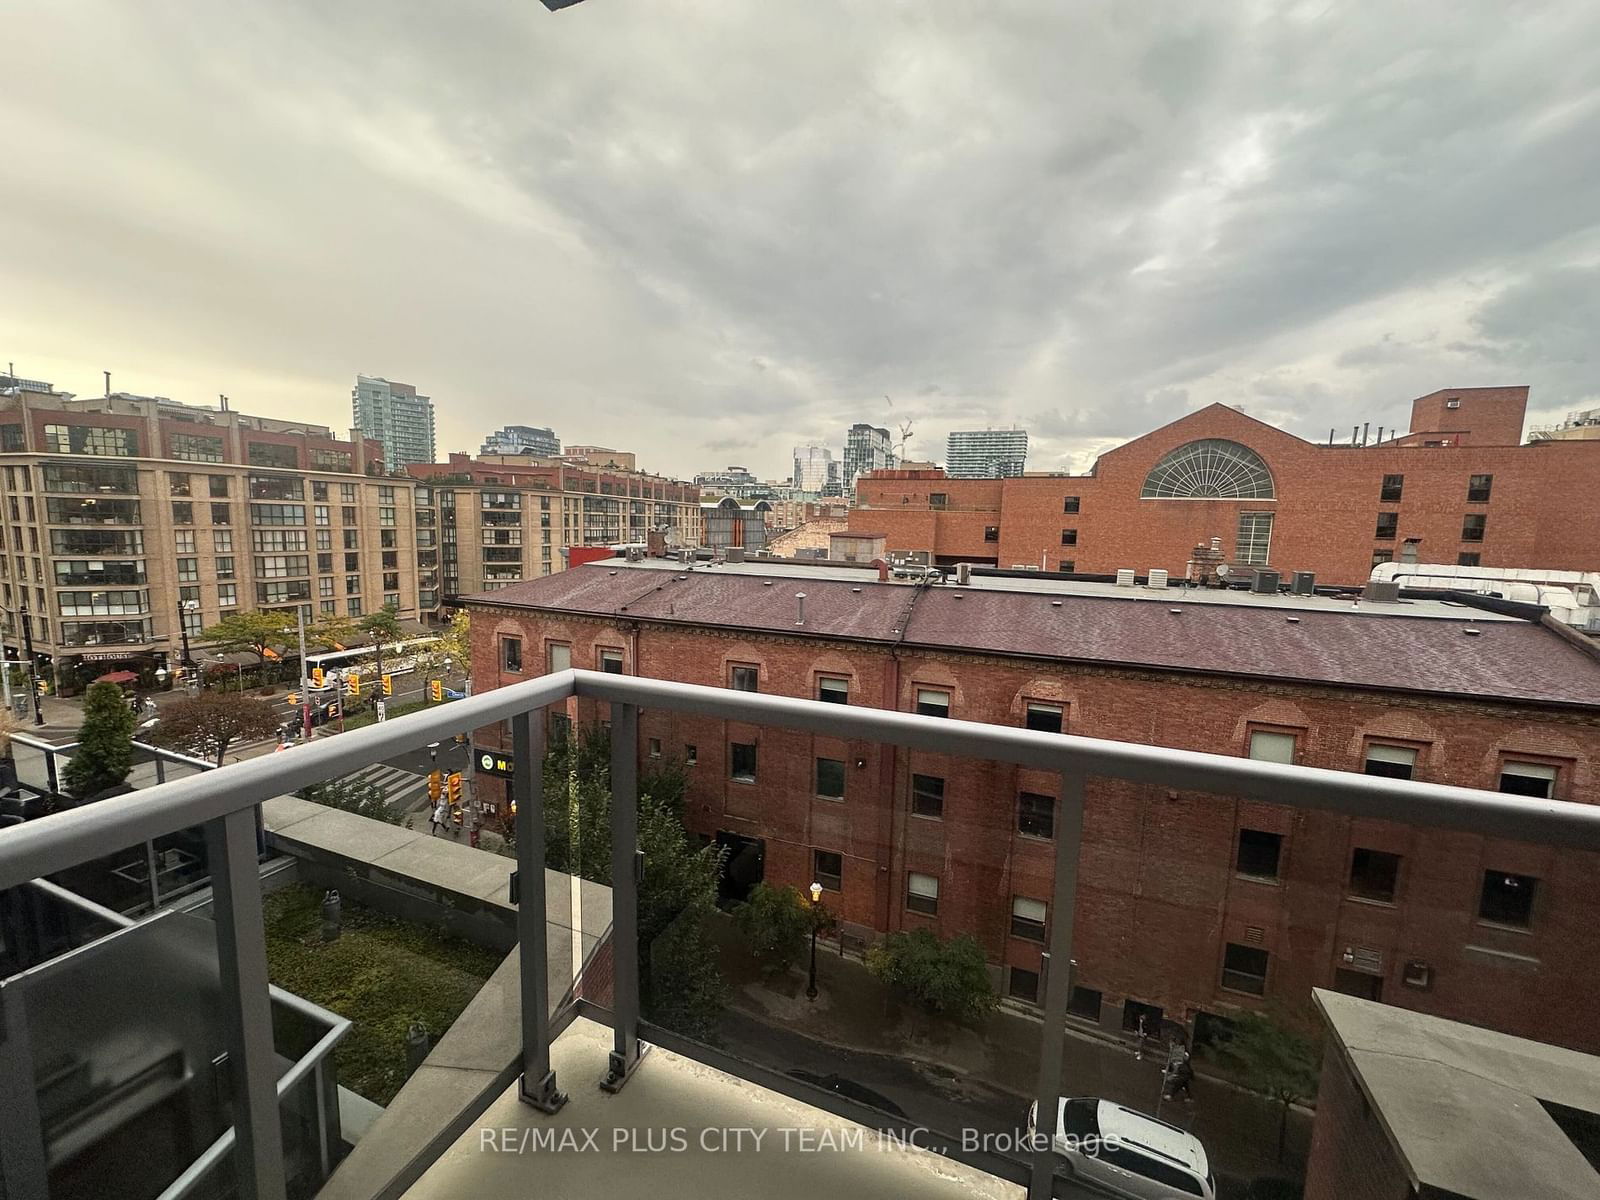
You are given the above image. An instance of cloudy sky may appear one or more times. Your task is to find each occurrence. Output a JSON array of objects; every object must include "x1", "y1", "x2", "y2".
[{"x1": 4, "y1": 1, "x2": 1598, "y2": 480}]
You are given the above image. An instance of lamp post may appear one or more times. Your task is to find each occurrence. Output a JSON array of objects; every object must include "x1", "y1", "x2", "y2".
[
  {"x1": 806, "y1": 881, "x2": 823, "y2": 1000},
  {"x1": 177, "y1": 599, "x2": 198, "y2": 679},
  {"x1": 19, "y1": 599, "x2": 44, "y2": 726}
]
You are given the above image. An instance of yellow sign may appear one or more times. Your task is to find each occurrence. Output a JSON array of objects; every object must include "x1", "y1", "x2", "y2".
[
  {"x1": 382, "y1": 673, "x2": 393, "y2": 696},
  {"x1": 429, "y1": 679, "x2": 443, "y2": 702}
]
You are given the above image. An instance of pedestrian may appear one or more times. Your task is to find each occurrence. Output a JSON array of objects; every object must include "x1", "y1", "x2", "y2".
[
  {"x1": 1164, "y1": 1044, "x2": 1194, "y2": 1103},
  {"x1": 430, "y1": 798, "x2": 448, "y2": 836}
]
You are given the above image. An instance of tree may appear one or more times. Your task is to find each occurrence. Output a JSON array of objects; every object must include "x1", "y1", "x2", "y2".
[
  {"x1": 734, "y1": 883, "x2": 816, "y2": 975},
  {"x1": 1216, "y1": 1007, "x2": 1322, "y2": 1162},
  {"x1": 418, "y1": 609, "x2": 469, "y2": 677},
  {"x1": 308, "y1": 613, "x2": 360, "y2": 651},
  {"x1": 62, "y1": 682, "x2": 136, "y2": 800},
  {"x1": 201, "y1": 611, "x2": 289, "y2": 669},
  {"x1": 297, "y1": 776, "x2": 403, "y2": 824},
  {"x1": 359, "y1": 603, "x2": 406, "y2": 689},
  {"x1": 866, "y1": 929, "x2": 998, "y2": 1024},
  {"x1": 149, "y1": 691, "x2": 283, "y2": 766}
]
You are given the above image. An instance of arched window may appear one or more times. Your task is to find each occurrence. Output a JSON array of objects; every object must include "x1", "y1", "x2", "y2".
[{"x1": 1140, "y1": 439, "x2": 1275, "y2": 500}]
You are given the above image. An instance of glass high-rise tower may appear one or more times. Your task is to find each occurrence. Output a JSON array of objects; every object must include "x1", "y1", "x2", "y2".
[{"x1": 353, "y1": 375, "x2": 437, "y2": 469}]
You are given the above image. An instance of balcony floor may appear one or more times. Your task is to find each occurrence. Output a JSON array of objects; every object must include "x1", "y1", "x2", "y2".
[{"x1": 403, "y1": 1016, "x2": 1022, "y2": 1200}]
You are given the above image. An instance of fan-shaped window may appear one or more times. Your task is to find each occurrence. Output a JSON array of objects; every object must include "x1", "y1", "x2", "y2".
[{"x1": 1140, "y1": 439, "x2": 1275, "y2": 500}]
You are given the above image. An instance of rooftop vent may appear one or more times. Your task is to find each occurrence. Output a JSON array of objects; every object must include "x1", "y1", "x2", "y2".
[
  {"x1": 1148, "y1": 569, "x2": 1169, "y2": 589},
  {"x1": 1051, "y1": 600, "x2": 1062, "y2": 607},
  {"x1": 1464, "y1": 627, "x2": 1482, "y2": 636},
  {"x1": 1287, "y1": 616, "x2": 1301, "y2": 624},
  {"x1": 795, "y1": 592, "x2": 806, "y2": 626},
  {"x1": 1116, "y1": 568, "x2": 1136, "y2": 587}
]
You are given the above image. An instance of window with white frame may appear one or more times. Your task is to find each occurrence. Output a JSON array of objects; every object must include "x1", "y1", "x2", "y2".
[
  {"x1": 1248, "y1": 730, "x2": 1297, "y2": 763},
  {"x1": 906, "y1": 872, "x2": 939, "y2": 915}
]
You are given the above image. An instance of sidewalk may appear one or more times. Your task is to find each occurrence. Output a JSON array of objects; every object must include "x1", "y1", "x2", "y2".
[{"x1": 707, "y1": 915, "x2": 1311, "y2": 1190}]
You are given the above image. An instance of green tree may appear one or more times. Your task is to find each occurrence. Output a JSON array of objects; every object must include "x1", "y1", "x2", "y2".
[
  {"x1": 297, "y1": 776, "x2": 403, "y2": 824},
  {"x1": 62, "y1": 682, "x2": 136, "y2": 800},
  {"x1": 149, "y1": 691, "x2": 282, "y2": 766},
  {"x1": 419, "y1": 609, "x2": 470, "y2": 677},
  {"x1": 201, "y1": 610, "x2": 290, "y2": 673},
  {"x1": 734, "y1": 883, "x2": 816, "y2": 975},
  {"x1": 1217, "y1": 1008, "x2": 1322, "y2": 1162},
  {"x1": 866, "y1": 929, "x2": 998, "y2": 1024}
]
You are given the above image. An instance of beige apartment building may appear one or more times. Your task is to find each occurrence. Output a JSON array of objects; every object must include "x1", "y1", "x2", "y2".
[
  {"x1": 406, "y1": 452, "x2": 702, "y2": 597},
  {"x1": 0, "y1": 387, "x2": 422, "y2": 694}
]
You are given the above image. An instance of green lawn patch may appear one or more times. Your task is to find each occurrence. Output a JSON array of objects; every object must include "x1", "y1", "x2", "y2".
[{"x1": 263, "y1": 884, "x2": 501, "y2": 1104}]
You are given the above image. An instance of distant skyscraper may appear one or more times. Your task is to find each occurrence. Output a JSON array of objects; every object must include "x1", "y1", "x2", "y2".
[
  {"x1": 843, "y1": 424, "x2": 895, "y2": 494},
  {"x1": 353, "y1": 376, "x2": 436, "y2": 469},
  {"x1": 945, "y1": 428, "x2": 1028, "y2": 478},
  {"x1": 792, "y1": 445, "x2": 840, "y2": 495},
  {"x1": 480, "y1": 424, "x2": 561, "y2": 458}
]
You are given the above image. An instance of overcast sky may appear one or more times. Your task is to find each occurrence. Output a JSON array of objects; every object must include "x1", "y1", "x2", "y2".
[{"x1": 4, "y1": 1, "x2": 1598, "y2": 480}]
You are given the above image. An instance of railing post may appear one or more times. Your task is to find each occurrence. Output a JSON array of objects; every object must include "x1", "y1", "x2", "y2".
[
  {"x1": 205, "y1": 808, "x2": 287, "y2": 1200},
  {"x1": 0, "y1": 981, "x2": 48, "y2": 1199},
  {"x1": 513, "y1": 708, "x2": 567, "y2": 1113},
  {"x1": 601, "y1": 700, "x2": 648, "y2": 1091},
  {"x1": 1029, "y1": 769, "x2": 1086, "y2": 1200}
]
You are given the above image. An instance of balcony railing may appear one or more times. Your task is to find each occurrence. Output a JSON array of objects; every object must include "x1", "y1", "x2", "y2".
[{"x1": 3, "y1": 671, "x2": 1600, "y2": 1200}]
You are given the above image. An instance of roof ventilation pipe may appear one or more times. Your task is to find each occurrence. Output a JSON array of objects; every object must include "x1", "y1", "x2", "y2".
[
  {"x1": 795, "y1": 592, "x2": 807, "y2": 626},
  {"x1": 872, "y1": 558, "x2": 890, "y2": 582},
  {"x1": 1399, "y1": 539, "x2": 1421, "y2": 566}
]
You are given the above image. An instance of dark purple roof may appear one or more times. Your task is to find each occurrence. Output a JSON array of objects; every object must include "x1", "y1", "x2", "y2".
[{"x1": 466, "y1": 567, "x2": 1600, "y2": 708}]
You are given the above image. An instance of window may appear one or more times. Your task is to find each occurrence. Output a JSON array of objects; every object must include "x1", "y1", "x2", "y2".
[
  {"x1": 501, "y1": 636, "x2": 523, "y2": 673},
  {"x1": 1372, "y1": 550, "x2": 1393, "y2": 567},
  {"x1": 1248, "y1": 729, "x2": 1297, "y2": 763},
  {"x1": 929, "y1": 493, "x2": 948, "y2": 508},
  {"x1": 379, "y1": 507, "x2": 396, "y2": 527},
  {"x1": 345, "y1": 574, "x2": 361, "y2": 595},
  {"x1": 1479, "y1": 870, "x2": 1537, "y2": 927},
  {"x1": 257, "y1": 580, "x2": 311, "y2": 604},
  {"x1": 314, "y1": 505, "x2": 331, "y2": 526},
  {"x1": 1068, "y1": 986, "x2": 1101, "y2": 1021},
  {"x1": 817, "y1": 676, "x2": 849, "y2": 704},
  {"x1": 346, "y1": 597, "x2": 363, "y2": 616},
  {"x1": 1375, "y1": 512, "x2": 1398, "y2": 540},
  {"x1": 250, "y1": 503, "x2": 306, "y2": 525},
  {"x1": 1348, "y1": 849, "x2": 1401, "y2": 903},
  {"x1": 317, "y1": 553, "x2": 333, "y2": 573},
  {"x1": 1059, "y1": 560, "x2": 1075, "y2": 572},
  {"x1": 814, "y1": 850, "x2": 843, "y2": 892},
  {"x1": 343, "y1": 529, "x2": 359, "y2": 549},
  {"x1": 340, "y1": 483, "x2": 356, "y2": 502},
  {"x1": 218, "y1": 583, "x2": 237, "y2": 608},
  {"x1": 1458, "y1": 552, "x2": 1481, "y2": 567},
  {"x1": 915, "y1": 688, "x2": 949, "y2": 718},
  {"x1": 1499, "y1": 761, "x2": 1556, "y2": 799},
  {"x1": 1025, "y1": 702, "x2": 1063, "y2": 734},
  {"x1": 730, "y1": 742, "x2": 757, "y2": 783},
  {"x1": 1467, "y1": 474, "x2": 1493, "y2": 503},
  {"x1": 1380, "y1": 474, "x2": 1404, "y2": 502},
  {"x1": 1063, "y1": 496, "x2": 1080, "y2": 514},
  {"x1": 547, "y1": 643, "x2": 570, "y2": 673},
  {"x1": 44, "y1": 424, "x2": 138, "y2": 456},
  {"x1": 1462, "y1": 514, "x2": 1487, "y2": 542},
  {"x1": 253, "y1": 530, "x2": 308, "y2": 552},
  {"x1": 316, "y1": 529, "x2": 332, "y2": 551},
  {"x1": 41, "y1": 464, "x2": 138, "y2": 493},
  {"x1": 169, "y1": 473, "x2": 192, "y2": 497},
  {"x1": 345, "y1": 553, "x2": 359, "y2": 572},
  {"x1": 730, "y1": 664, "x2": 758, "y2": 692},
  {"x1": 1017, "y1": 792, "x2": 1054, "y2": 839},
  {"x1": 255, "y1": 555, "x2": 310, "y2": 579},
  {"x1": 1060, "y1": 528, "x2": 1077, "y2": 546},
  {"x1": 215, "y1": 556, "x2": 235, "y2": 580},
  {"x1": 341, "y1": 506, "x2": 358, "y2": 524},
  {"x1": 906, "y1": 872, "x2": 938, "y2": 915},
  {"x1": 815, "y1": 757, "x2": 846, "y2": 800},
  {"x1": 171, "y1": 501, "x2": 194, "y2": 525},
  {"x1": 1221, "y1": 943, "x2": 1269, "y2": 995},
  {"x1": 1010, "y1": 896, "x2": 1047, "y2": 942},
  {"x1": 1008, "y1": 966, "x2": 1040, "y2": 1004},
  {"x1": 1236, "y1": 511, "x2": 1274, "y2": 565},
  {"x1": 911, "y1": 774, "x2": 944, "y2": 818},
  {"x1": 685, "y1": 744, "x2": 697, "y2": 766},
  {"x1": 1364, "y1": 744, "x2": 1417, "y2": 779},
  {"x1": 209, "y1": 476, "x2": 230, "y2": 498},
  {"x1": 170, "y1": 433, "x2": 224, "y2": 462},
  {"x1": 984, "y1": 526, "x2": 999, "y2": 542},
  {"x1": 211, "y1": 503, "x2": 231, "y2": 525},
  {"x1": 1141, "y1": 439, "x2": 1274, "y2": 499},
  {"x1": 647, "y1": 738, "x2": 661, "y2": 758},
  {"x1": 310, "y1": 449, "x2": 352, "y2": 472},
  {"x1": 247, "y1": 442, "x2": 298, "y2": 468},
  {"x1": 318, "y1": 577, "x2": 333, "y2": 597},
  {"x1": 248, "y1": 474, "x2": 304, "y2": 501},
  {"x1": 598, "y1": 648, "x2": 624, "y2": 674},
  {"x1": 1236, "y1": 829, "x2": 1283, "y2": 880},
  {"x1": 174, "y1": 529, "x2": 196, "y2": 553}
]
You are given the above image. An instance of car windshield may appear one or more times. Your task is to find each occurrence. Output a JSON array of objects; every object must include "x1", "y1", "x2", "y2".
[{"x1": 1063, "y1": 1098, "x2": 1099, "y2": 1138}]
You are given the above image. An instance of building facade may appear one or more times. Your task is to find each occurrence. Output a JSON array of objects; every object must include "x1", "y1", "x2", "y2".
[
  {"x1": 944, "y1": 428, "x2": 1028, "y2": 478},
  {"x1": 405, "y1": 452, "x2": 701, "y2": 604},
  {"x1": 793, "y1": 445, "x2": 841, "y2": 495},
  {"x1": 353, "y1": 375, "x2": 437, "y2": 470},
  {"x1": 0, "y1": 390, "x2": 420, "y2": 692},
  {"x1": 467, "y1": 559, "x2": 1600, "y2": 1056},
  {"x1": 842, "y1": 424, "x2": 894, "y2": 495},
  {"x1": 851, "y1": 387, "x2": 1600, "y2": 585},
  {"x1": 480, "y1": 425, "x2": 560, "y2": 458}
]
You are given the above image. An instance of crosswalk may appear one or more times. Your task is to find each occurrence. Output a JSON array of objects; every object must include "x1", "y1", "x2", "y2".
[{"x1": 337, "y1": 762, "x2": 432, "y2": 816}]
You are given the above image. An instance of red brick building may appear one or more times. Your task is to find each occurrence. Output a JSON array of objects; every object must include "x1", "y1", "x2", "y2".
[
  {"x1": 465, "y1": 559, "x2": 1600, "y2": 1053},
  {"x1": 850, "y1": 387, "x2": 1600, "y2": 585}
]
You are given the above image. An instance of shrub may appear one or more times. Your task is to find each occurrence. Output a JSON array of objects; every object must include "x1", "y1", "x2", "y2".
[
  {"x1": 866, "y1": 929, "x2": 998, "y2": 1024},
  {"x1": 734, "y1": 883, "x2": 816, "y2": 974},
  {"x1": 62, "y1": 682, "x2": 135, "y2": 800}
]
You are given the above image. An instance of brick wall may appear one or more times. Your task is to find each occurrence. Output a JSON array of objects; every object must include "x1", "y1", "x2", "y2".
[
  {"x1": 1302, "y1": 1042, "x2": 1412, "y2": 1200},
  {"x1": 469, "y1": 607, "x2": 1600, "y2": 1053},
  {"x1": 850, "y1": 395, "x2": 1600, "y2": 584}
]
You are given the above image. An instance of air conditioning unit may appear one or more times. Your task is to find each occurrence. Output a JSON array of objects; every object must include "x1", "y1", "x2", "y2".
[
  {"x1": 624, "y1": 546, "x2": 645, "y2": 562},
  {"x1": 1363, "y1": 580, "x2": 1402, "y2": 603},
  {"x1": 1250, "y1": 569, "x2": 1281, "y2": 595},
  {"x1": 1147, "y1": 569, "x2": 1168, "y2": 589},
  {"x1": 1115, "y1": 568, "x2": 1136, "y2": 587},
  {"x1": 1290, "y1": 571, "x2": 1316, "y2": 595},
  {"x1": 725, "y1": 546, "x2": 746, "y2": 563}
]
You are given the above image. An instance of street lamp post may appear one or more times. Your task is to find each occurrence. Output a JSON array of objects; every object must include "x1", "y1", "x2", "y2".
[
  {"x1": 806, "y1": 881, "x2": 823, "y2": 1001},
  {"x1": 177, "y1": 599, "x2": 198, "y2": 684},
  {"x1": 19, "y1": 600, "x2": 44, "y2": 726}
]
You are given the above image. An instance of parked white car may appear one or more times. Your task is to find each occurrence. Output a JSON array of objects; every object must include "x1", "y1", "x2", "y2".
[{"x1": 1026, "y1": 1097, "x2": 1214, "y2": 1199}]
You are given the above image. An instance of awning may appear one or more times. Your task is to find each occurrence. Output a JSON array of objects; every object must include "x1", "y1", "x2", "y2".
[{"x1": 94, "y1": 670, "x2": 140, "y2": 685}]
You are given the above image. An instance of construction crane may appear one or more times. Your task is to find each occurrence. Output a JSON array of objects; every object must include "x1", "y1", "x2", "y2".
[{"x1": 896, "y1": 419, "x2": 915, "y2": 462}]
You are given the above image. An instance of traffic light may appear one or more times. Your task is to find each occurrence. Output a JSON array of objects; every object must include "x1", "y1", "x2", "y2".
[
  {"x1": 346, "y1": 673, "x2": 361, "y2": 697},
  {"x1": 312, "y1": 667, "x2": 325, "y2": 687},
  {"x1": 35, "y1": 679, "x2": 47, "y2": 697},
  {"x1": 286, "y1": 691, "x2": 300, "y2": 706},
  {"x1": 382, "y1": 673, "x2": 393, "y2": 697},
  {"x1": 447, "y1": 772, "x2": 462, "y2": 805},
  {"x1": 427, "y1": 770, "x2": 442, "y2": 804},
  {"x1": 429, "y1": 679, "x2": 443, "y2": 703}
]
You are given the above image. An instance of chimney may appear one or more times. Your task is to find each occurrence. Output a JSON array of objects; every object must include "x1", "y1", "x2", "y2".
[
  {"x1": 1375, "y1": 425, "x2": 1384, "y2": 444},
  {"x1": 1399, "y1": 538, "x2": 1421, "y2": 566},
  {"x1": 219, "y1": 394, "x2": 229, "y2": 412},
  {"x1": 1352, "y1": 425, "x2": 1359, "y2": 446},
  {"x1": 1362, "y1": 422, "x2": 1370, "y2": 446},
  {"x1": 795, "y1": 592, "x2": 807, "y2": 626}
]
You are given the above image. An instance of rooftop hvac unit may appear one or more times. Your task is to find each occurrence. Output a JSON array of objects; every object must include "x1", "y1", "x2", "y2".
[
  {"x1": 955, "y1": 563, "x2": 972, "y2": 586},
  {"x1": 625, "y1": 546, "x2": 645, "y2": 562},
  {"x1": 1115, "y1": 568, "x2": 1136, "y2": 587},
  {"x1": 1363, "y1": 579, "x2": 1402, "y2": 603},
  {"x1": 725, "y1": 546, "x2": 746, "y2": 563},
  {"x1": 1147, "y1": 569, "x2": 1169, "y2": 589},
  {"x1": 1290, "y1": 571, "x2": 1316, "y2": 595},
  {"x1": 1250, "y1": 569, "x2": 1281, "y2": 595}
]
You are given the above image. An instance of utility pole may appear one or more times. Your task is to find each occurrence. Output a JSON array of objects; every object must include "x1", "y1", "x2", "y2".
[
  {"x1": 177, "y1": 601, "x2": 196, "y2": 672},
  {"x1": 20, "y1": 601, "x2": 44, "y2": 726}
]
